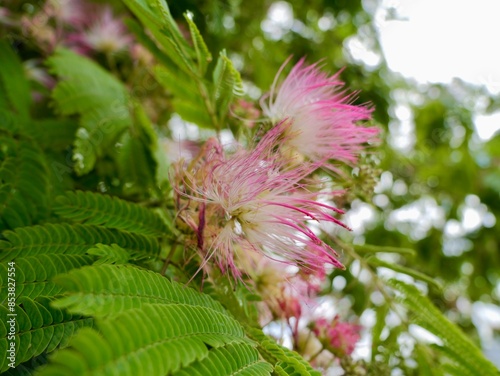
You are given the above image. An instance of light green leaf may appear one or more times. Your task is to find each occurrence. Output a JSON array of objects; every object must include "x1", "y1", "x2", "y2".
[
  {"x1": 0, "y1": 41, "x2": 31, "y2": 120},
  {"x1": 0, "y1": 224, "x2": 160, "y2": 262},
  {"x1": 52, "y1": 264, "x2": 227, "y2": 317},
  {"x1": 173, "y1": 343, "x2": 272, "y2": 376},
  {"x1": 368, "y1": 258, "x2": 442, "y2": 290},
  {"x1": 39, "y1": 303, "x2": 250, "y2": 376},
  {"x1": 54, "y1": 191, "x2": 168, "y2": 237}
]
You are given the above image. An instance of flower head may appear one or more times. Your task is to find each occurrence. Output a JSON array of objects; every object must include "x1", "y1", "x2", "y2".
[
  {"x1": 67, "y1": 6, "x2": 132, "y2": 55},
  {"x1": 174, "y1": 124, "x2": 348, "y2": 278},
  {"x1": 312, "y1": 316, "x2": 362, "y2": 356},
  {"x1": 261, "y1": 58, "x2": 378, "y2": 166}
]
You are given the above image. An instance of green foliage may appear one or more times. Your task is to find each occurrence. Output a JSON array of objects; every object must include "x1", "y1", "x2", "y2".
[
  {"x1": 39, "y1": 304, "x2": 251, "y2": 375},
  {"x1": 0, "y1": 41, "x2": 31, "y2": 120},
  {"x1": 125, "y1": 0, "x2": 242, "y2": 130},
  {"x1": 52, "y1": 264, "x2": 227, "y2": 316},
  {"x1": 46, "y1": 50, "x2": 158, "y2": 192},
  {"x1": 0, "y1": 224, "x2": 160, "y2": 262},
  {"x1": 367, "y1": 258, "x2": 442, "y2": 290},
  {"x1": 173, "y1": 342, "x2": 273, "y2": 376},
  {"x1": 48, "y1": 49, "x2": 131, "y2": 175},
  {"x1": 0, "y1": 115, "x2": 51, "y2": 225},
  {"x1": 184, "y1": 11, "x2": 212, "y2": 75},
  {"x1": 0, "y1": 297, "x2": 94, "y2": 372},
  {"x1": 389, "y1": 280, "x2": 500, "y2": 376},
  {"x1": 212, "y1": 50, "x2": 244, "y2": 123},
  {"x1": 246, "y1": 327, "x2": 321, "y2": 376},
  {"x1": 0, "y1": 254, "x2": 94, "y2": 301},
  {"x1": 86, "y1": 244, "x2": 134, "y2": 265},
  {"x1": 54, "y1": 191, "x2": 168, "y2": 237},
  {"x1": 0, "y1": 114, "x2": 51, "y2": 231}
]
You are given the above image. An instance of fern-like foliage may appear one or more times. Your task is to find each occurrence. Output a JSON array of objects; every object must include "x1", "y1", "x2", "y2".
[
  {"x1": 124, "y1": 0, "x2": 242, "y2": 130},
  {"x1": 246, "y1": 327, "x2": 321, "y2": 376},
  {"x1": 54, "y1": 191, "x2": 169, "y2": 237},
  {"x1": 39, "y1": 303, "x2": 251, "y2": 375},
  {"x1": 86, "y1": 244, "x2": 134, "y2": 265},
  {"x1": 0, "y1": 223, "x2": 160, "y2": 262},
  {"x1": 0, "y1": 254, "x2": 94, "y2": 301},
  {"x1": 0, "y1": 113, "x2": 51, "y2": 231},
  {"x1": 52, "y1": 264, "x2": 227, "y2": 316},
  {"x1": 0, "y1": 297, "x2": 93, "y2": 372},
  {"x1": 173, "y1": 342, "x2": 273, "y2": 376},
  {"x1": 389, "y1": 279, "x2": 500, "y2": 376}
]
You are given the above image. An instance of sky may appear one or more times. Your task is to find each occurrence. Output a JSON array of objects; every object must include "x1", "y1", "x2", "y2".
[{"x1": 375, "y1": 0, "x2": 500, "y2": 140}]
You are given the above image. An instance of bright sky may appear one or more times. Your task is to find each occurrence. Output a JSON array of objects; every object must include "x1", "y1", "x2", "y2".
[{"x1": 375, "y1": 0, "x2": 500, "y2": 140}]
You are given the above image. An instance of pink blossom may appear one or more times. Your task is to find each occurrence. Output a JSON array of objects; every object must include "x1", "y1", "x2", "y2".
[
  {"x1": 261, "y1": 58, "x2": 378, "y2": 166},
  {"x1": 66, "y1": 6, "x2": 132, "y2": 55},
  {"x1": 174, "y1": 125, "x2": 348, "y2": 278},
  {"x1": 312, "y1": 316, "x2": 362, "y2": 356}
]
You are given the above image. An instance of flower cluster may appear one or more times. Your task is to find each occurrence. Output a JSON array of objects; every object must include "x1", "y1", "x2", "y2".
[
  {"x1": 174, "y1": 122, "x2": 347, "y2": 279},
  {"x1": 174, "y1": 58, "x2": 378, "y2": 280},
  {"x1": 171, "y1": 58, "x2": 374, "y2": 362}
]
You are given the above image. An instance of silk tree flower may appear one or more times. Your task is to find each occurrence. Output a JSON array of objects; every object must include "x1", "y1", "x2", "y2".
[
  {"x1": 260, "y1": 57, "x2": 378, "y2": 166},
  {"x1": 311, "y1": 316, "x2": 362, "y2": 356},
  {"x1": 174, "y1": 124, "x2": 349, "y2": 279},
  {"x1": 67, "y1": 6, "x2": 132, "y2": 55}
]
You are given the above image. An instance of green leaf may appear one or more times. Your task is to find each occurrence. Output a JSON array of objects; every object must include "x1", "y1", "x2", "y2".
[
  {"x1": 354, "y1": 243, "x2": 416, "y2": 257},
  {"x1": 368, "y1": 258, "x2": 442, "y2": 290},
  {"x1": 116, "y1": 130, "x2": 157, "y2": 195},
  {"x1": 389, "y1": 279, "x2": 500, "y2": 376},
  {"x1": 52, "y1": 264, "x2": 227, "y2": 317},
  {"x1": 39, "y1": 303, "x2": 250, "y2": 376},
  {"x1": 172, "y1": 98, "x2": 214, "y2": 129},
  {"x1": 0, "y1": 41, "x2": 31, "y2": 120},
  {"x1": 153, "y1": 66, "x2": 214, "y2": 128},
  {"x1": 124, "y1": 18, "x2": 178, "y2": 71},
  {"x1": 0, "y1": 297, "x2": 94, "y2": 373},
  {"x1": 0, "y1": 224, "x2": 160, "y2": 262},
  {"x1": 371, "y1": 303, "x2": 390, "y2": 361},
  {"x1": 54, "y1": 191, "x2": 168, "y2": 237},
  {"x1": 47, "y1": 49, "x2": 132, "y2": 175},
  {"x1": 184, "y1": 12, "x2": 212, "y2": 75},
  {"x1": 173, "y1": 343, "x2": 272, "y2": 376},
  {"x1": 212, "y1": 50, "x2": 243, "y2": 122},
  {"x1": 246, "y1": 327, "x2": 321, "y2": 376},
  {"x1": 86, "y1": 244, "x2": 133, "y2": 265},
  {"x1": 0, "y1": 127, "x2": 50, "y2": 230},
  {"x1": 31, "y1": 118, "x2": 78, "y2": 151},
  {"x1": 0, "y1": 254, "x2": 94, "y2": 301},
  {"x1": 122, "y1": 0, "x2": 196, "y2": 76}
]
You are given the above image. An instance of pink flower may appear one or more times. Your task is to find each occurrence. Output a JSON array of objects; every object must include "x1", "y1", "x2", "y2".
[
  {"x1": 261, "y1": 58, "x2": 378, "y2": 166},
  {"x1": 174, "y1": 125, "x2": 348, "y2": 278},
  {"x1": 66, "y1": 6, "x2": 132, "y2": 55},
  {"x1": 46, "y1": 0, "x2": 92, "y2": 28},
  {"x1": 312, "y1": 316, "x2": 362, "y2": 356}
]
